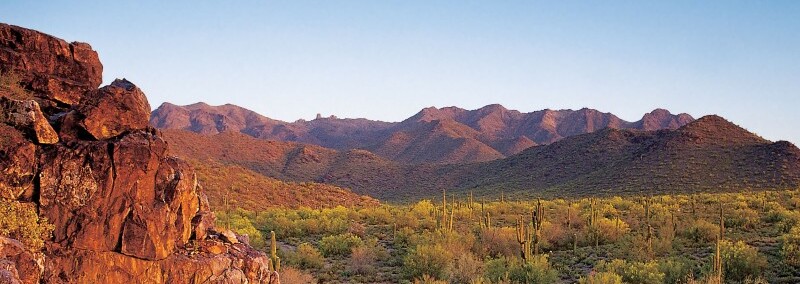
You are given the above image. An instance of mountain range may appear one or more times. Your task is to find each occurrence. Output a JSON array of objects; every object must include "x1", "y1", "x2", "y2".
[
  {"x1": 160, "y1": 113, "x2": 800, "y2": 202},
  {"x1": 151, "y1": 102, "x2": 694, "y2": 164}
]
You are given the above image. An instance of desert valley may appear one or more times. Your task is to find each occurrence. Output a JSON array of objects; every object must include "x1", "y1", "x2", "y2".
[{"x1": 1, "y1": 5, "x2": 800, "y2": 284}]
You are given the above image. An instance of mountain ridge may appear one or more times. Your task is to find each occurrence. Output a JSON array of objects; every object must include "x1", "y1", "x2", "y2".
[
  {"x1": 152, "y1": 102, "x2": 695, "y2": 164},
  {"x1": 162, "y1": 114, "x2": 800, "y2": 202}
]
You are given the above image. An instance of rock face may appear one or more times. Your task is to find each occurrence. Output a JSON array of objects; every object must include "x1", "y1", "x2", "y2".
[
  {"x1": 0, "y1": 237, "x2": 44, "y2": 284},
  {"x1": 0, "y1": 23, "x2": 102, "y2": 108},
  {"x1": 0, "y1": 23, "x2": 277, "y2": 283}
]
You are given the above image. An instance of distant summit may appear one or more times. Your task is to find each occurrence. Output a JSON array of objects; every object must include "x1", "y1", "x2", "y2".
[{"x1": 152, "y1": 103, "x2": 694, "y2": 164}]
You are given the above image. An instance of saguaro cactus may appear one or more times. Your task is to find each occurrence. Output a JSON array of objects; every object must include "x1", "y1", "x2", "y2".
[
  {"x1": 719, "y1": 199, "x2": 725, "y2": 239},
  {"x1": 644, "y1": 198, "x2": 653, "y2": 259},
  {"x1": 532, "y1": 199, "x2": 544, "y2": 255},
  {"x1": 270, "y1": 231, "x2": 280, "y2": 272},
  {"x1": 516, "y1": 218, "x2": 532, "y2": 260},
  {"x1": 588, "y1": 198, "x2": 599, "y2": 248}
]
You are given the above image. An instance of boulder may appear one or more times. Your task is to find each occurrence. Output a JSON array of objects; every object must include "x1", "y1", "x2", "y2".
[
  {"x1": 76, "y1": 79, "x2": 151, "y2": 140},
  {"x1": 191, "y1": 211, "x2": 215, "y2": 241},
  {"x1": 0, "y1": 97, "x2": 58, "y2": 144},
  {"x1": 219, "y1": 230, "x2": 240, "y2": 244},
  {"x1": 0, "y1": 23, "x2": 102, "y2": 107}
]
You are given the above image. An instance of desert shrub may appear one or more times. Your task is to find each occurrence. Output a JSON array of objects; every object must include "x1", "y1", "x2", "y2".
[
  {"x1": 658, "y1": 257, "x2": 695, "y2": 284},
  {"x1": 394, "y1": 226, "x2": 416, "y2": 248},
  {"x1": 215, "y1": 210, "x2": 264, "y2": 249},
  {"x1": 347, "y1": 238, "x2": 388, "y2": 275},
  {"x1": 685, "y1": 275, "x2": 721, "y2": 284},
  {"x1": 412, "y1": 274, "x2": 449, "y2": 284},
  {"x1": 595, "y1": 259, "x2": 664, "y2": 284},
  {"x1": 541, "y1": 220, "x2": 567, "y2": 249},
  {"x1": 578, "y1": 271, "x2": 623, "y2": 284},
  {"x1": 348, "y1": 245, "x2": 377, "y2": 275},
  {"x1": 476, "y1": 227, "x2": 518, "y2": 258},
  {"x1": 402, "y1": 244, "x2": 452, "y2": 281},
  {"x1": 0, "y1": 200, "x2": 54, "y2": 251},
  {"x1": 449, "y1": 252, "x2": 484, "y2": 284},
  {"x1": 773, "y1": 209, "x2": 800, "y2": 233},
  {"x1": 484, "y1": 255, "x2": 558, "y2": 284},
  {"x1": 781, "y1": 226, "x2": 800, "y2": 267},
  {"x1": 294, "y1": 242, "x2": 324, "y2": 269},
  {"x1": 347, "y1": 221, "x2": 366, "y2": 238},
  {"x1": 279, "y1": 266, "x2": 316, "y2": 283},
  {"x1": 361, "y1": 205, "x2": 393, "y2": 225},
  {"x1": 682, "y1": 219, "x2": 719, "y2": 243},
  {"x1": 725, "y1": 208, "x2": 759, "y2": 229},
  {"x1": 0, "y1": 71, "x2": 32, "y2": 100},
  {"x1": 717, "y1": 240, "x2": 767, "y2": 282},
  {"x1": 319, "y1": 232, "x2": 363, "y2": 257},
  {"x1": 596, "y1": 217, "x2": 630, "y2": 244},
  {"x1": 394, "y1": 210, "x2": 421, "y2": 229}
]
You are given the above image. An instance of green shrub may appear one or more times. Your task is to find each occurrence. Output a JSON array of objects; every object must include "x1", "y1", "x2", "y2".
[
  {"x1": 0, "y1": 200, "x2": 54, "y2": 251},
  {"x1": 717, "y1": 240, "x2": 767, "y2": 282},
  {"x1": 682, "y1": 219, "x2": 719, "y2": 243},
  {"x1": 484, "y1": 255, "x2": 558, "y2": 284},
  {"x1": 215, "y1": 209, "x2": 264, "y2": 249},
  {"x1": 781, "y1": 226, "x2": 800, "y2": 267},
  {"x1": 294, "y1": 242, "x2": 324, "y2": 269},
  {"x1": 657, "y1": 257, "x2": 694, "y2": 284},
  {"x1": 596, "y1": 259, "x2": 664, "y2": 284},
  {"x1": 319, "y1": 232, "x2": 363, "y2": 257},
  {"x1": 449, "y1": 252, "x2": 484, "y2": 284},
  {"x1": 402, "y1": 244, "x2": 452, "y2": 281},
  {"x1": 579, "y1": 271, "x2": 623, "y2": 284},
  {"x1": 347, "y1": 238, "x2": 388, "y2": 275}
]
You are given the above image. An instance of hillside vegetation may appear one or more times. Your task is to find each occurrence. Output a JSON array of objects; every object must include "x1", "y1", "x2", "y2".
[
  {"x1": 219, "y1": 189, "x2": 800, "y2": 283},
  {"x1": 185, "y1": 157, "x2": 379, "y2": 210}
]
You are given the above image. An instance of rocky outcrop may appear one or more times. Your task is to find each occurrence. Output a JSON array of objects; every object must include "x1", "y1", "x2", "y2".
[
  {"x1": 0, "y1": 23, "x2": 277, "y2": 283},
  {"x1": 76, "y1": 78, "x2": 151, "y2": 140},
  {"x1": 0, "y1": 23, "x2": 102, "y2": 108}
]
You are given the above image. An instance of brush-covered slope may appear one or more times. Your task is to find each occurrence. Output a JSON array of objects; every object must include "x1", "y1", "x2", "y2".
[
  {"x1": 152, "y1": 103, "x2": 693, "y2": 164},
  {"x1": 186, "y1": 158, "x2": 378, "y2": 211},
  {"x1": 457, "y1": 115, "x2": 800, "y2": 198},
  {"x1": 161, "y1": 130, "x2": 410, "y2": 198}
]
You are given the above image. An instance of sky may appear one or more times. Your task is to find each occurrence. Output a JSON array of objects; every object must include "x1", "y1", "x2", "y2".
[{"x1": 1, "y1": 1, "x2": 798, "y2": 143}]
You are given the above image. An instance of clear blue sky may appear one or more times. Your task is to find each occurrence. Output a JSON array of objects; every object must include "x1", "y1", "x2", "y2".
[{"x1": 2, "y1": 1, "x2": 798, "y2": 143}]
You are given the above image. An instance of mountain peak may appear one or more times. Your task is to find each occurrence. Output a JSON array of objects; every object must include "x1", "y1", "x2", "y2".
[
  {"x1": 637, "y1": 108, "x2": 694, "y2": 131},
  {"x1": 677, "y1": 115, "x2": 767, "y2": 145}
]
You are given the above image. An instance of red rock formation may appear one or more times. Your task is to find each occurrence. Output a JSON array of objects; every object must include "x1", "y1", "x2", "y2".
[
  {"x1": 0, "y1": 23, "x2": 102, "y2": 108},
  {"x1": 0, "y1": 23, "x2": 277, "y2": 283},
  {"x1": 77, "y1": 78, "x2": 152, "y2": 140}
]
